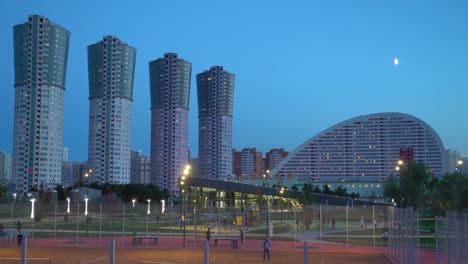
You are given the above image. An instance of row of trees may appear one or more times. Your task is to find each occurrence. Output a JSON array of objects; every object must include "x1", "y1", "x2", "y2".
[
  {"x1": 383, "y1": 162, "x2": 468, "y2": 214},
  {"x1": 52, "y1": 182, "x2": 170, "y2": 203}
]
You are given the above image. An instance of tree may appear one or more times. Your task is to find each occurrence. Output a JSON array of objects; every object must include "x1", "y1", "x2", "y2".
[
  {"x1": 399, "y1": 162, "x2": 431, "y2": 209},
  {"x1": 433, "y1": 173, "x2": 468, "y2": 213},
  {"x1": 334, "y1": 186, "x2": 348, "y2": 197},
  {"x1": 0, "y1": 183, "x2": 8, "y2": 200},
  {"x1": 383, "y1": 178, "x2": 401, "y2": 204},
  {"x1": 322, "y1": 185, "x2": 333, "y2": 195},
  {"x1": 55, "y1": 185, "x2": 66, "y2": 201}
]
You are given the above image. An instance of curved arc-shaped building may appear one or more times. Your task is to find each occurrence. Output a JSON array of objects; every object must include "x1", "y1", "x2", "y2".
[{"x1": 270, "y1": 112, "x2": 446, "y2": 181}]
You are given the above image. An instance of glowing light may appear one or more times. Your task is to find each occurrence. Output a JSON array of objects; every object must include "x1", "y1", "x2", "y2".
[
  {"x1": 84, "y1": 198, "x2": 89, "y2": 216},
  {"x1": 161, "y1": 199, "x2": 166, "y2": 214},
  {"x1": 67, "y1": 197, "x2": 71, "y2": 213},
  {"x1": 30, "y1": 198, "x2": 36, "y2": 219},
  {"x1": 147, "y1": 199, "x2": 151, "y2": 215},
  {"x1": 394, "y1": 58, "x2": 399, "y2": 65},
  {"x1": 132, "y1": 198, "x2": 136, "y2": 208}
]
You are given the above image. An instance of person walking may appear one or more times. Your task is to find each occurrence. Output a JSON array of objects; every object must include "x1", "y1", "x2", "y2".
[
  {"x1": 262, "y1": 236, "x2": 271, "y2": 261},
  {"x1": 16, "y1": 220, "x2": 22, "y2": 233},
  {"x1": 17, "y1": 232, "x2": 23, "y2": 247},
  {"x1": 206, "y1": 228, "x2": 212, "y2": 241},
  {"x1": 239, "y1": 229, "x2": 245, "y2": 246}
]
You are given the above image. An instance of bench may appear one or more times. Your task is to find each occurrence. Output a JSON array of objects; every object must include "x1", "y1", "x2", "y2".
[
  {"x1": 132, "y1": 235, "x2": 159, "y2": 246},
  {"x1": 214, "y1": 237, "x2": 239, "y2": 249}
]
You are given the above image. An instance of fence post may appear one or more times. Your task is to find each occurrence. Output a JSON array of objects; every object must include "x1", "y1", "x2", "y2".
[
  {"x1": 21, "y1": 236, "x2": 27, "y2": 264},
  {"x1": 110, "y1": 239, "x2": 115, "y2": 264},
  {"x1": 122, "y1": 203, "x2": 125, "y2": 238},
  {"x1": 99, "y1": 203, "x2": 102, "y2": 247},
  {"x1": 346, "y1": 205, "x2": 349, "y2": 246},
  {"x1": 54, "y1": 202, "x2": 57, "y2": 239},
  {"x1": 303, "y1": 241, "x2": 308, "y2": 264},
  {"x1": 204, "y1": 239, "x2": 209, "y2": 264},
  {"x1": 435, "y1": 216, "x2": 439, "y2": 264}
]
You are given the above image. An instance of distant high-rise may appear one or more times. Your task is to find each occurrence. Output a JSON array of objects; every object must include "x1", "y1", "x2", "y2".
[
  {"x1": 197, "y1": 66, "x2": 235, "y2": 180},
  {"x1": 130, "y1": 150, "x2": 150, "y2": 184},
  {"x1": 149, "y1": 53, "x2": 191, "y2": 195},
  {"x1": 233, "y1": 148, "x2": 262, "y2": 179},
  {"x1": 87, "y1": 36, "x2": 136, "y2": 184},
  {"x1": 61, "y1": 161, "x2": 84, "y2": 187},
  {"x1": 265, "y1": 148, "x2": 288, "y2": 171},
  {"x1": 12, "y1": 15, "x2": 70, "y2": 193},
  {"x1": 0, "y1": 151, "x2": 12, "y2": 181},
  {"x1": 63, "y1": 147, "x2": 69, "y2": 161},
  {"x1": 444, "y1": 149, "x2": 461, "y2": 174}
]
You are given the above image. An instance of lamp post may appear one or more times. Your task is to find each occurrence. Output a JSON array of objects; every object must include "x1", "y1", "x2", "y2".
[
  {"x1": 84, "y1": 169, "x2": 93, "y2": 183},
  {"x1": 180, "y1": 164, "x2": 191, "y2": 248},
  {"x1": 67, "y1": 197, "x2": 71, "y2": 213},
  {"x1": 84, "y1": 197, "x2": 89, "y2": 236},
  {"x1": 280, "y1": 187, "x2": 285, "y2": 223},
  {"x1": 263, "y1": 169, "x2": 270, "y2": 236},
  {"x1": 457, "y1": 160, "x2": 464, "y2": 174},
  {"x1": 84, "y1": 169, "x2": 92, "y2": 198},
  {"x1": 10, "y1": 193, "x2": 16, "y2": 230},
  {"x1": 146, "y1": 199, "x2": 151, "y2": 234},
  {"x1": 30, "y1": 198, "x2": 35, "y2": 239}
]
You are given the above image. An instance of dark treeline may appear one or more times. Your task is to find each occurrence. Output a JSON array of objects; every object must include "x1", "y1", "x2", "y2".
[{"x1": 384, "y1": 162, "x2": 468, "y2": 215}]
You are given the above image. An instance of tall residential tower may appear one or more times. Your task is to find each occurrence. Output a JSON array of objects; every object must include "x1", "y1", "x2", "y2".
[
  {"x1": 12, "y1": 15, "x2": 70, "y2": 193},
  {"x1": 197, "y1": 66, "x2": 235, "y2": 180},
  {"x1": 149, "y1": 53, "x2": 191, "y2": 195},
  {"x1": 87, "y1": 36, "x2": 136, "y2": 184}
]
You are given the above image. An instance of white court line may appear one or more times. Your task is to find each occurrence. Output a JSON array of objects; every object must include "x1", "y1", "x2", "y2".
[
  {"x1": 79, "y1": 257, "x2": 106, "y2": 264},
  {"x1": 139, "y1": 257, "x2": 216, "y2": 264}
]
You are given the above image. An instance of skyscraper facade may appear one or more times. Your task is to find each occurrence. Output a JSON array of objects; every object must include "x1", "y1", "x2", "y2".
[
  {"x1": 87, "y1": 36, "x2": 136, "y2": 184},
  {"x1": 149, "y1": 53, "x2": 191, "y2": 195},
  {"x1": 197, "y1": 66, "x2": 235, "y2": 180},
  {"x1": 12, "y1": 15, "x2": 70, "y2": 193}
]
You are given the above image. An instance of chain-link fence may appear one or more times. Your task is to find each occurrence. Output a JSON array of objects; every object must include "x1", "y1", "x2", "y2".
[
  {"x1": 435, "y1": 211, "x2": 468, "y2": 264},
  {"x1": 387, "y1": 206, "x2": 421, "y2": 264},
  {"x1": 0, "y1": 198, "x2": 392, "y2": 251}
]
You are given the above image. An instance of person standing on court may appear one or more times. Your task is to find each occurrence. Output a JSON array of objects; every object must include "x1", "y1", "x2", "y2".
[{"x1": 262, "y1": 236, "x2": 271, "y2": 261}]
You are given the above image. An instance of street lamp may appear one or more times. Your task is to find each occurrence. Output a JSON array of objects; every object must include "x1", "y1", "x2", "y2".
[
  {"x1": 67, "y1": 197, "x2": 71, "y2": 213},
  {"x1": 146, "y1": 199, "x2": 151, "y2": 234},
  {"x1": 457, "y1": 160, "x2": 464, "y2": 174},
  {"x1": 180, "y1": 164, "x2": 191, "y2": 248},
  {"x1": 30, "y1": 198, "x2": 35, "y2": 239},
  {"x1": 84, "y1": 197, "x2": 89, "y2": 236},
  {"x1": 132, "y1": 198, "x2": 136, "y2": 208},
  {"x1": 30, "y1": 198, "x2": 36, "y2": 219},
  {"x1": 10, "y1": 193, "x2": 17, "y2": 230},
  {"x1": 84, "y1": 169, "x2": 93, "y2": 182},
  {"x1": 280, "y1": 187, "x2": 285, "y2": 223},
  {"x1": 84, "y1": 169, "x2": 92, "y2": 198}
]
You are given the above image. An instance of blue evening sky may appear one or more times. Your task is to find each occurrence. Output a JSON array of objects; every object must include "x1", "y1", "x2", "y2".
[{"x1": 1, "y1": 0, "x2": 467, "y2": 161}]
